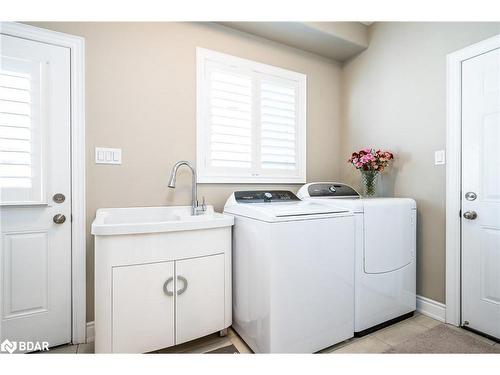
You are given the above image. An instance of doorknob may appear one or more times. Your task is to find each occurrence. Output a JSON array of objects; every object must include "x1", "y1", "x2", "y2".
[
  {"x1": 53, "y1": 214, "x2": 66, "y2": 224},
  {"x1": 463, "y1": 211, "x2": 477, "y2": 220}
]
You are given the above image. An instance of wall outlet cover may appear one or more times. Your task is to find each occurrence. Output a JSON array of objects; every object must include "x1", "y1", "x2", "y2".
[
  {"x1": 434, "y1": 150, "x2": 445, "y2": 165},
  {"x1": 95, "y1": 147, "x2": 122, "y2": 165}
]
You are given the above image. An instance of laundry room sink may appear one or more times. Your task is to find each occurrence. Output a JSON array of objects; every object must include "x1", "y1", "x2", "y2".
[
  {"x1": 91, "y1": 205, "x2": 234, "y2": 235},
  {"x1": 92, "y1": 205, "x2": 234, "y2": 353}
]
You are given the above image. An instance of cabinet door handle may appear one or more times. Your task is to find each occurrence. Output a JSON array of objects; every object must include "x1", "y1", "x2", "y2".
[
  {"x1": 177, "y1": 275, "x2": 188, "y2": 295},
  {"x1": 163, "y1": 277, "x2": 174, "y2": 296}
]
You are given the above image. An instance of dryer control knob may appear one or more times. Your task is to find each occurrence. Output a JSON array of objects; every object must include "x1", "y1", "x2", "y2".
[
  {"x1": 329, "y1": 186, "x2": 336, "y2": 193},
  {"x1": 263, "y1": 192, "x2": 273, "y2": 201}
]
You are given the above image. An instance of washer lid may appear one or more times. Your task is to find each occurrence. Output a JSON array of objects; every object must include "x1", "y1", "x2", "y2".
[
  {"x1": 224, "y1": 190, "x2": 351, "y2": 222},
  {"x1": 262, "y1": 201, "x2": 348, "y2": 218}
]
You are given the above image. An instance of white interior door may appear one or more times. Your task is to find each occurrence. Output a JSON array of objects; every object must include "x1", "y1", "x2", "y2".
[
  {"x1": 462, "y1": 47, "x2": 500, "y2": 340},
  {"x1": 0, "y1": 34, "x2": 72, "y2": 350}
]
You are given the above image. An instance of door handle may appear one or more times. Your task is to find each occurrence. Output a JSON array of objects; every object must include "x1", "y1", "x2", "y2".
[
  {"x1": 163, "y1": 277, "x2": 174, "y2": 296},
  {"x1": 463, "y1": 211, "x2": 477, "y2": 220},
  {"x1": 53, "y1": 214, "x2": 66, "y2": 224},
  {"x1": 177, "y1": 275, "x2": 188, "y2": 295}
]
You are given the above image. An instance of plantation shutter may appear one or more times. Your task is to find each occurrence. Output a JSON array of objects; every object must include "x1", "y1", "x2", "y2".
[
  {"x1": 207, "y1": 69, "x2": 253, "y2": 169},
  {"x1": 260, "y1": 79, "x2": 298, "y2": 171},
  {"x1": 197, "y1": 48, "x2": 306, "y2": 183},
  {"x1": 0, "y1": 57, "x2": 44, "y2": 204}
]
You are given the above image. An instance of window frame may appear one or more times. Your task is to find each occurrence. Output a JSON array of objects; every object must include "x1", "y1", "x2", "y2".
[{"x1": 196, "y1": 47, "x2": 307, "y2": 184}]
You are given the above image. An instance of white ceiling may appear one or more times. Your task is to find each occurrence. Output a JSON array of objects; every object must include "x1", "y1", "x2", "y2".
[{"x1": 217, "y1": 22, "x2": 370, "y2": 62}]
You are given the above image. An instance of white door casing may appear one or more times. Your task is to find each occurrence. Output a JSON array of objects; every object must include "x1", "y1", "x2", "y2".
[
  {"x1": 0, "y1": 22, "x2": 86, "y2": 345},
  {"x1": 0, "y1": 34, "x2": 72, "y2": 349},
  {"x1": 461, "y1": 47, "x2": 500, "y2": 339},
  {"x1": 446, "y1": 34, "x2": 500, "y2": 327}
]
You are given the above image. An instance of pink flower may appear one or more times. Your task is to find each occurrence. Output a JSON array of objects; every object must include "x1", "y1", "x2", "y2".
[{"x1": 348, "y1": 147, "x2": 394, "y2": 171}]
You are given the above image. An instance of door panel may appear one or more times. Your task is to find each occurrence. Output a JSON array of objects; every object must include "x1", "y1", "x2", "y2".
[
  {"x1": 0, "y1": 34, "x2": 71, "y2": 350},
  {"x1": 175, "y1": 254, "x2": 225, "y2": 345},
  {"x1": 462, "y1": 47, "x2": 500, "y2": 340},
  {"x1": 112, "y1": 261, "x2": 175, "y2": 353},
  {"x1": 481, "y1": 112, "x2": 500, "y2": 200},
  {"x1": 2, "y1": 232, "x2": 48, "y2": 318},
  {"x1": 481, "y1": 229, "x2": 500, "y2": 304}
]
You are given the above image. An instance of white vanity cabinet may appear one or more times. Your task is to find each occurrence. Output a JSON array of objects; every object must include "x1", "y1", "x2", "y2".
[
  {"x1": 92, "y1": 206, "x2": 233, "y2": 353},
  {"x1": 112, "y1": 254, "x2": 225, "y2": 353}
]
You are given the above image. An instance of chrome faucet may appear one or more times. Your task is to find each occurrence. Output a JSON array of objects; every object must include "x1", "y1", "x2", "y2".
[{"x1": 168, "y1": 161, "x2": 206, "y2": 216}]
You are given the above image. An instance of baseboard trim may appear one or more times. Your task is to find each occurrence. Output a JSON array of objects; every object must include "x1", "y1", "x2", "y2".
[
  {"x1": 416, "y1": 295, "x2": 446, "y2": 322},
  {"x1": 86, "y1": 321, "x2": 95, "y2": 343}
]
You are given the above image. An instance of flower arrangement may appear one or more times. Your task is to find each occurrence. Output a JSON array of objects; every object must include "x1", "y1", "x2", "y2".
[
  {"x1": 348, "y1": 148, "x2": 394, "y2": 171},
  {"x1": 348, "y1": 148, "x2": 394, "y2": 196}
]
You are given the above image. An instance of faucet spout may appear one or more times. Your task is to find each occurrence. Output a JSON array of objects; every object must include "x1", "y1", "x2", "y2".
[{"x1": 168, "y1": 161, "x2": 205, "y2": 216}]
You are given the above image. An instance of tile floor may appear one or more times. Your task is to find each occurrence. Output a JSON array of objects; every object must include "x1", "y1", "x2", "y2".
[{"x1": 44, "y1": 313, "x2": 499, "y2": 354}]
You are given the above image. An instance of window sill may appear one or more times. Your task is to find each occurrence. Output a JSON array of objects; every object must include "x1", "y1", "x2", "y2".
[{"x1": 197, "y1": 176, "x2": 306, "y2": 184}]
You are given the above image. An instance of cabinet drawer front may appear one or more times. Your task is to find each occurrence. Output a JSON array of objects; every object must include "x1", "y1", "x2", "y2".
[
  {"x1": 175, "y1": 254, "x2": 226, "y2": 344},
  {"x1": 112, "y1": 261, "x2": 175, "y2": 353}
]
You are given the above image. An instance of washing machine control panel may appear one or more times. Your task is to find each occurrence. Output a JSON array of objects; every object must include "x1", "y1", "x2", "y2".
[
  {"x1": 235, "y1": 190, "x2": 300, "y2": 203},
  {"x1": 308, "y1": 183, "x2": 360, "y2": 198}
]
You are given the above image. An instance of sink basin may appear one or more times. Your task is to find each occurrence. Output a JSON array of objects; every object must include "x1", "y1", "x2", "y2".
[{"x1": 91, "y1": 205, "x2": 234, "y2": 235}]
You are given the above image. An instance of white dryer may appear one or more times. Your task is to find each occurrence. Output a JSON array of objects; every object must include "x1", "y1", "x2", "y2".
[
  {"x1": 224, "y1": 190, "x2": 355, "y2": 353},
  {"x1": 297, "y1": 183, "x2": 416, "y2": 335}
]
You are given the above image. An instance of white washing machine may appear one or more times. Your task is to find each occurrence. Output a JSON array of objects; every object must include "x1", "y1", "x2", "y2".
[
  {"x1": 297, "y1": 183, "x2": 416, "y2": 335},
  {"x1": 224, "y1": 190, "x2": 355, "y2": 353}
]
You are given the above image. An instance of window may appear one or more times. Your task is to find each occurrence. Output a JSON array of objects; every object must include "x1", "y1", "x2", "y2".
[
  {"x1": 196, "y1": 48, "x2": 306, "y2": 183},
  {"x1": 0, "y1": 57, "x2": 45, "y2": 204}
]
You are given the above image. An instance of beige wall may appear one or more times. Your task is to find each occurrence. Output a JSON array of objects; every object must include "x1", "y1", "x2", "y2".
[
  {"x1": 340, "y1": 22, "x2": 500, "y2": 303},
  {"x1": 29, "y1": 22, "x2": 343, "y2": 322},
  {"x1": 26, "y1": 21, "x2": 500, "y2": 324}
]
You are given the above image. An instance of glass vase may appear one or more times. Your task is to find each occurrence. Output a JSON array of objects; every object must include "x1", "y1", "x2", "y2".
[{"x1": 360, "y1": 170, "x2": 379, "y2": 197}]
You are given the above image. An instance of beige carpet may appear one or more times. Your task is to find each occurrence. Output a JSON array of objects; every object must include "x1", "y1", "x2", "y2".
[{"x1": 385, "y1": 325, "x2": 500, "y2": 353}]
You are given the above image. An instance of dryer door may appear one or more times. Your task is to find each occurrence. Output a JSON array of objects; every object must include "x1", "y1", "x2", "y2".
[{"x1": 363, "y1": 199, "x2": 416, "y2": 274}]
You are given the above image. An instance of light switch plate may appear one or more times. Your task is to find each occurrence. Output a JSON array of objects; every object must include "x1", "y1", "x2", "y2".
[
  {"x1": 434, "y1": 150, "x2": 445, "y2": 165},
  {"x1": 95, "y1": 147, "x2": 122, "y2": 165}
]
